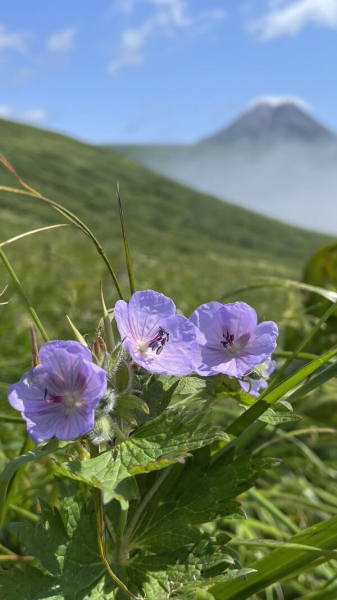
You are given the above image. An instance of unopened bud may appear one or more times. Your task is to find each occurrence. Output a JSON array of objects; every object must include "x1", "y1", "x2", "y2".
[
  {"x1": 115, "y1": 360, "x2": 134, "y2": 393},
  {"x1": 101, "y1": 389, "x2": 117, "y2": 414},
  {"x1": 89, "y1": 414, "x2": 114, "y2": 445},
  {"x1": 93, "y1": 335, "x2": 107, "y2": 365}
]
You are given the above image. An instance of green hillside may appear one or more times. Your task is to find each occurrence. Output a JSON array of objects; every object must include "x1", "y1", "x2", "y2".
[{"x1": 0, "y1": 118, "x2": 330, "y2": 387}]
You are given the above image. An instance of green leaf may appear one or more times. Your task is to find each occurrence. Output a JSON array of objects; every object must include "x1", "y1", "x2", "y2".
[
  {"x1": 138, "y1": 377, "x2": 180, "y2": 425},
  {"x1": 209, "y1": 514, "x2": 337, "y2": 599},
  {"x1": 227, "y1": 347, "x2": 337, "y2": 437},
  {"x1": 259, "y1": 403, "x2": 302, "y2": 425},
  {"x1": 57, "y1": 408, "x2": 229, "y2": 503},
  {"x1": 0, "y1": 438, "x2": 67, "y2": 525},
  {"x1": 8, "y1": 483, "x2": 105, "y2": 596},
  {"x1": 117, "y1": 394, "x2": 149, "y2": 415},
  {"x1": 175, "y1": 376, "x2": 209, "y2": 395},
  {"x1": 0, "y1": 569, "x2": 119, "y2": 600},
  {"x1": 126, "y1": 540, "x2": 252, "y2": 599},
  {"x1": 0, "y1": 567, "x2": 63, "y2": 600},
  {"x1": 129, "y1": 454, "x2": 274, "y2": 553}
]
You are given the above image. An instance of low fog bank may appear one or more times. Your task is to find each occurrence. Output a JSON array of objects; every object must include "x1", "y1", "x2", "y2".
[{"x1": 132, "y1": 141, "x2": 337, "y2": 235}]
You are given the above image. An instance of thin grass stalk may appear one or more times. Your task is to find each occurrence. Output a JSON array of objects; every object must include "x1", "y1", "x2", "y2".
[
  {"x1": 0, "y1": 247, "x2": 49, "y2": 342},
  {"x1": 270, "y1": 300, "x2": 337, "y2": 387},
  {"x1": 0, "y1": 224, "x2": 69, "y2": 247},
  {"x1": 117, "y1": 184, "x2": 136, "y2": 296},
  {"x1": 0, "y1": 166, "x2": 124, "y2": 300}
]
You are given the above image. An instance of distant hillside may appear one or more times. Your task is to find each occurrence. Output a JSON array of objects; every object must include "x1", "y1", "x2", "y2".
[
  {"x1": 0, "y1": 118, "x2": 328, "y2": 264},
  {"x1": 110, "y1": 100, "x2": 337, "y2": 234},
  {"x1": 0, "y1": 117, "x2": 331, "y2": 385}
]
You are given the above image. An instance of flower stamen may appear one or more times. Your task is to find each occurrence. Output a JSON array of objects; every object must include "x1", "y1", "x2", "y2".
[
  {"x1": 147, "y1": 327, "x2": 170, "y2": 355},
  {"x1": 221, "y1": 330, "x2": 234, "y2": 349}
]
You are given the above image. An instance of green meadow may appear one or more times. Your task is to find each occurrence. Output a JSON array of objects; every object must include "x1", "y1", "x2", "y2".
[
  {"x1": 0, "y1": 117, "x2": 329, "y2": 374},
  {"x1": 1, "y1": 118, "x2": 337, "y2": 599}
]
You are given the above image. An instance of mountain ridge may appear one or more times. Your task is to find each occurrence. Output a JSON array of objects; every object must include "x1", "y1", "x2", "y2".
[{"x1": 198, "y1": 100, "x2": 336, "y2": 146}]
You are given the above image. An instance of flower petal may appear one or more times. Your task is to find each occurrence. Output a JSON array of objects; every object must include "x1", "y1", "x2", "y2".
[
  {"x1": 8, "y1": 366, "x2": 53, "y2": 412},
  {"x1": 39, "y1": 341, "x2": 92, "y2": 384},
  {"x1": 240, "y1": 378, "x2": 268, "y2": 397},
  {"x1": 148, "y1": 314, "x2": 198, "y2": 376},
  {"x1": 77, "y1": 361, "x2": 107, "y2": 408},
  {"x1": 190, "y1": 301, "x2": 224, "y2": 346},
  {"x1": 244, "y1": 321, "x2": 279, "y2": 359},
  {"x1": 114, "y1": 300, "x2": 134, "y2": 343},
  {"x1": 128, "y1": 290, "x2": 176, "y2": 341},
  {"x1": 218, "y1": 302, "x2": 258, "y2": 339},
  {"x1": 24, "y1": 404, "x2": 94, "y2": 444}
]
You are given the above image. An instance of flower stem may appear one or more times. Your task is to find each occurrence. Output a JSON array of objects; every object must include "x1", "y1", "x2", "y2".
[
  {"x1": 90, "y1": 443, "x2": 139, "y2": 600},
  {"x1": 0, "y1": 247, "x2": 49, "y2": 343},
  {"x1": 114, "y1": 508, "x2": 128, "y2": 563}
]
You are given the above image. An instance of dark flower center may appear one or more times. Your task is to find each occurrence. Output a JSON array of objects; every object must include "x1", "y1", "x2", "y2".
[
  {"x1": 44, "y1": 388, "x2": 64, "y2": 403},
  {"x1": 44, "y1": 388, "x2": 79, "y2": 413},
  {"x1": 148, "y1": 327, "x2": 170, "y2": 356},
  {"x1": 221, "y1": 330, "x2": 234, "y2": 349}
]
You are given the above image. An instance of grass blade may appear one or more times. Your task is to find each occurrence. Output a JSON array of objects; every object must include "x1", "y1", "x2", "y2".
[
  {"x1": 226, "y1": 347, "x2": 337, "y2": 438},
  {"x1": 271, "y1": 299, "x2": 337, "y2": 387},
  {"x1": 0, "y1": 439, "x2": 67, "y2": 526},
  {"x1": 0, "y1": 224, "x2": 69, "y2": 247},
  {"x1": 0, "y1": 246, "x2": 49, "y2": 342},
  {"x1": 220, "y1": 278, "x2": 337, "y2": 303},
  {"x1": 117, "y1": 184, "x2": 136, "y2": 296},
  {"x1": 0, "y1": 155, "x2": 124, "y2": 299},
  {"x1": 209, "y1": 515, "x2": 337, "y2": 599}
]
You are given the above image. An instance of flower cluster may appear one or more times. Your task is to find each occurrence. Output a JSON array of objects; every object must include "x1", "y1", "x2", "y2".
[{"x1": 8, "y1": 290, "x2": 278, "y2": 443}]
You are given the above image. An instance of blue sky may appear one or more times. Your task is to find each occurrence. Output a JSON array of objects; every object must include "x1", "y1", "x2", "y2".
[{"x1": 1, "y1": 0, "x2": 337, "y2": 143}]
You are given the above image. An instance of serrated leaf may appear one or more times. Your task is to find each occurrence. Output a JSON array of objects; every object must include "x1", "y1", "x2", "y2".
[
  {"x1": 259, "y1": 403, "x2": 302, "y2": 425},
  {"x1": 8, "y1": 484, "x2": 105, "y2": 595},
  {"x1": 0, "y1": 567, "x2": 63, "y2": 600},
  {"x1": 175, "y1": 377, "x2": 209, "y2": 395},
  {"x1": 57, "y1": 408, "x2": 229, "y2": 503},
  {"x1": 138, "y1": 378, "x2": 180, "y2": 425},
  {"x1": 129, "y1": 454, "x2": 272, "y2": 552},
  {"x1": 211, "y1": 375, "x2": 242, "y2": 396}
]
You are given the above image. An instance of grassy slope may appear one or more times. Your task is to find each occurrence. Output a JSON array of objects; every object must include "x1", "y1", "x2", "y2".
[{"x1": 0, "y1": 118, "x2": 330, "y2": 386}]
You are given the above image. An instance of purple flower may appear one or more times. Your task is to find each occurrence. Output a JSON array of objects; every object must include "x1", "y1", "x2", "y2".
[
  {"x1": 190, "y1": 301, "x2": 278, "y2": 378},
  {"x1": 8, "y1": 341, "x2": 107, "y2": 444},
  {"x1": 114, "y1": 290, "x2": 198, "y2": 376},
  {"x1": 240, "y1": 359, "x2": 275, "y2": 397}
]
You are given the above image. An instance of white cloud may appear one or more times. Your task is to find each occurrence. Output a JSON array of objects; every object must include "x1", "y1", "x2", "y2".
[
  {"x1": 0, "y1": 105, "x2": 13, "y2": 118},
  {"x1": 47, "y1": 27, "x2": 76, "y2": 53},
  {"x1": 249, "y1": 0, "x2": 337, "y2": 40},
  {"x1": 109, "y1": 0, "x2": 225, "y2": 73},
  {"x1": 249, "y1": 95, "x2": 310, "y2": 110},
  {"x1": 0, "y1": 23, "x2": 29, "y2": 56},
  {"x1": 22, "y1": 109, "x2": 48, "y2": 123}
]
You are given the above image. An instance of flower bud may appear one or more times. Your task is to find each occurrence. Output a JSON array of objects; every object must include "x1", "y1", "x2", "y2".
[
  {"x1": 89, "y1": 414, "x2": 114, "y2": 445},
  {"x1": 93, "y1": 335, "x2": 107, "y2": 366},
  {"x1": 100, "y1": 388, "x2": 117, "y2": 414}
]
